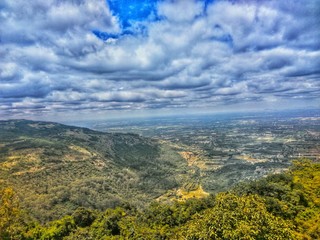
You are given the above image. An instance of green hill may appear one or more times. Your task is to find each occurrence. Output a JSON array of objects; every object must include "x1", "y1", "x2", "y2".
[
  {"x1": 1, "y1": 120, "x2": 319, "y2": 239},
  {"x1": 0, "y1": 120, "x2": 189, "y2": 222},
  {"x1": 1, "y1": 159, "x2": 319, "y2": 239}
]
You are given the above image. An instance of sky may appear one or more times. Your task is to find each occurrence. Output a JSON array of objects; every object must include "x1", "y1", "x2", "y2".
[{"x1": 0, "y1": 0, "x2": 319, "y2": 121}]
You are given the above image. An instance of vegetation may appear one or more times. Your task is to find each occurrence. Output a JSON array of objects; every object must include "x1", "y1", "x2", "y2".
[
  {"x1": 1, "y1": 159, "x2": 319, "y2": 239},
  {"x1": 0, "y1": 120, "x2": 189, "y2": 222}
]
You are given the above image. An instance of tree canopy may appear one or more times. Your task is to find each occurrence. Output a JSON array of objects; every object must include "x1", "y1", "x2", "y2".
[{"x1": 1, "y1": 159, "x2": 319, "y2": 239}]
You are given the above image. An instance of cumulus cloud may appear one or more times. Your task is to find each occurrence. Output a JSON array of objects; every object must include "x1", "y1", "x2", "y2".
[
  {"x1": 158, "y1": 0, "x2": 204, "y2": 22},
  {"x1": 0, "y1": 0, "x2": 319, "y2": 120}
]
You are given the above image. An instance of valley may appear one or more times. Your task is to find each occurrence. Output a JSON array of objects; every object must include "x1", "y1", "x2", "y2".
[
  {"x1": 0, "y1": 110, "x2": 319, "y2": 224},
  {"x1": 0, "y1": 120, "x2": 189, "y2": 222},
  {"x1": 89, "y1": 110, "x2": 320, "y2": 193}
]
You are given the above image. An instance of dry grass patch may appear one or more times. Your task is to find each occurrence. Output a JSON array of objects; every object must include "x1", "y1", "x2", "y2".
[{"x1": 179, "y1": 151, "x2": 206, "y2": 169}]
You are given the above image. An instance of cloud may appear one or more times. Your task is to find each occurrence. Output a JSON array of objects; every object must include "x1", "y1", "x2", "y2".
[
  {"x1": 158, "y1": 0, "x2": 204, "y2": 22},
  {"x1": 0, "y1": 0, "x2": 319, "y2": 120}
]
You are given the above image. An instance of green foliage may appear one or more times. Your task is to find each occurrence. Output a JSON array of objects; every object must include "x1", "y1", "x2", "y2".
[
  {"x1": 0, "y1": 120, "x2": 189, "y2": 222},
  {"x1": 233, "y1": 173, "x2": 306, "y2": 219},
  {"x1": 0, "y1": 187, "x2": 34, "y2": 240},
  {"x1": 39, "y1": 216, "x2": 76, "y2": 240},
  {"x1": 179, "y1": 193, "x2": 295, "y2": 239},
  {"x1": 1, "y1": 121, "x2": 319, "y2": 239},
  {"x1": 87, "y1": 207, "x2": 126, "y2": 238},
  {"x1": 1, "y1": 160, "x2": 320, "y2": 239},
  {"x1": 71, "y1": 207, "x2": 97, "y2": 228}
]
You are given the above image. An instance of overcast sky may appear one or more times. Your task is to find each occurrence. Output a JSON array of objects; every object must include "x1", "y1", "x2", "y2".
[{"x1": 1, "y1": 0, "x2": 319, "y2": 121}]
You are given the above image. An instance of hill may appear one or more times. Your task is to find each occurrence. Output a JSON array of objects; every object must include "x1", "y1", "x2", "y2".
[
  {"x1": 0, "y1": 120, "x2": 189, "y2": 222},
  {"x1": 1, "y1": 159, "x2": 319, "y2": 239}
]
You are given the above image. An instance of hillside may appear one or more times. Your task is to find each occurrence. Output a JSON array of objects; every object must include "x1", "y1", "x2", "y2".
[
  {"x1": 0, "y1": 120, "x2": 189, "y2": 222},
  {"x1": 1, "y1": 159, "x2": 319, "y2": 239}
]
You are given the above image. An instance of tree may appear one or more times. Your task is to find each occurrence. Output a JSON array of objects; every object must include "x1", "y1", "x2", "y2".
[
  {"x1": 179, "y1": 193, "x2": 295, "y2": 239},
  {"x1": 0, "y1": 188, "x2": 32, "y2": 239}
]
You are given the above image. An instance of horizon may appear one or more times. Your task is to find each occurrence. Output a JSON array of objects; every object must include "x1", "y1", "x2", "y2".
[
  {"x1": 1, "y1": 108, "x2": 319, "y2": 129},
  {"x1": 1, "y1": 0, "x2": 319, "y2": 121}
]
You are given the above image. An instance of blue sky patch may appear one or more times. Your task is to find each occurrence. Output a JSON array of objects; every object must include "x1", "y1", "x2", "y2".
[{"x1": 107, "y1": 0, "x2": 158, "y2": 28}]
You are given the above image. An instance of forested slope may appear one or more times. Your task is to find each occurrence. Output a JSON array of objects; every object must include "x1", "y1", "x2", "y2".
[
  {"x1": 1, "y1": 159, "x2": 319, "y2": 239},
  {"x1": 0, "y1": 120, "x2": 188, "y2": 222}
]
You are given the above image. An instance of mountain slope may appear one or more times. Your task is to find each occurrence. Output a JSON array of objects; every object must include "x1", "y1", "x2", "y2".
[
  {"x1": 0, "y1": 120, "x2": 188, "y2": 222},
  {"x1": 1, "y1": 160, "x2": 319, "y2": 239}
]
